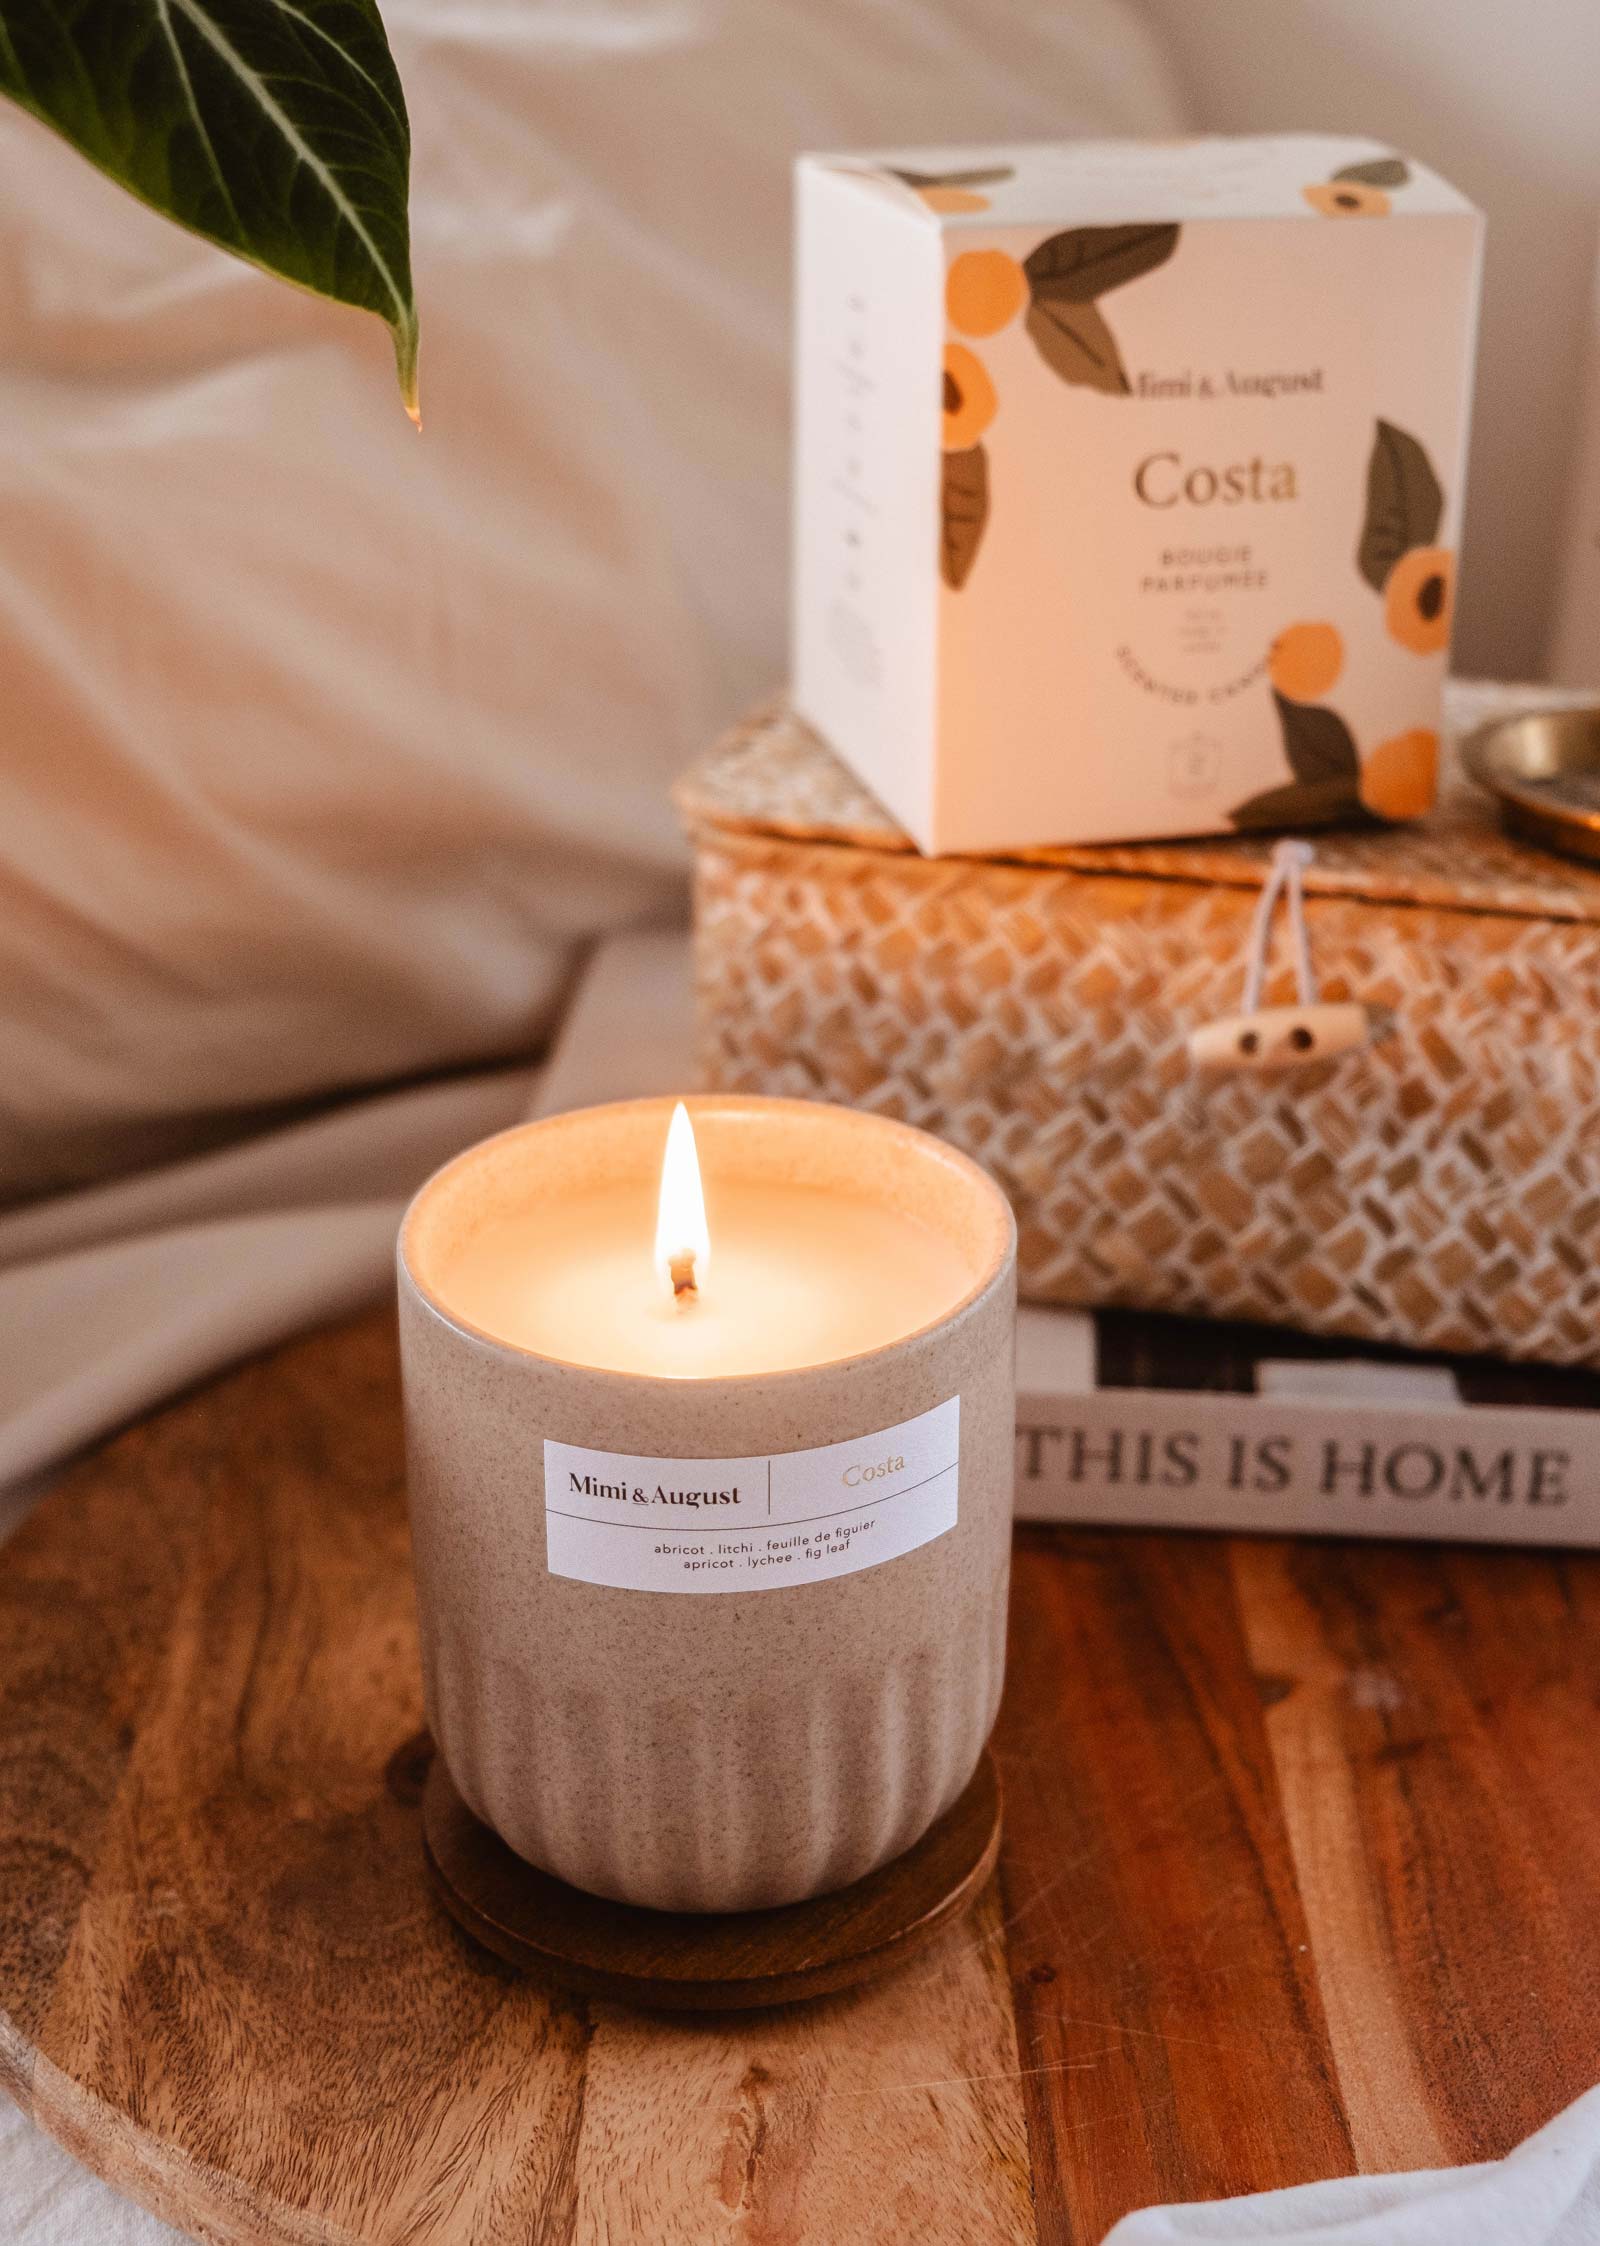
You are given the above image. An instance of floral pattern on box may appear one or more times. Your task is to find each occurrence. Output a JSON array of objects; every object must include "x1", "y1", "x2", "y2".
[{"x1": 1231, "y1": 419, "x2": 1454, "y2": 829}]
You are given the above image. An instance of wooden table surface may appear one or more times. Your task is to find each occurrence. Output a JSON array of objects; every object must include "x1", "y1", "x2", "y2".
[{"x1": 2, "y1": 1308, "x2": 1598, "y2": 2245}]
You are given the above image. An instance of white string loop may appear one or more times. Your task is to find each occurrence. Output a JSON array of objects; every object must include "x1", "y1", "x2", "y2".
[{"x1": 1241, "y1": 839, "x2": 1317, "y2": 1013}]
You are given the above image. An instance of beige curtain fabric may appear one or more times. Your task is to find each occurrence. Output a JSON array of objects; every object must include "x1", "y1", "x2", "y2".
[{"x1": 0, "y1": 0, "x2": 1184, "y2": 1208}]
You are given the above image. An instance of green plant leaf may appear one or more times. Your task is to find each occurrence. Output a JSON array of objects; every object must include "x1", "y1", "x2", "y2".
[
  {"x1": 1273, "y1": 690, "x2": 1361, "y2": 786},
  {"x1": 941, "y1": 442, "x2": 988, "y2": 589},
  {"x1": 1332, "y1": 156, "x2": 1410, "y2": 188},
  {"x1": 0, "y1": 0, "x2": 418, "y2": 419},
  {"x1": 1023, "y1": 296, "x2": 1128, "y2": 393},
  {"x1": 1023, "y1": 223, "x2": 1179, "y2": 306},
  {"x1": 1357, "y1": 419, "x2": 1444, "y2": 592},
  {"x1": 1229, "y1": 777, "x2": 1371, "y2": 830}
]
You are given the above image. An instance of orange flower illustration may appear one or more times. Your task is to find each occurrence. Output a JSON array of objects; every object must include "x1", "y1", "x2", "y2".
[
  {"x1": 1305, "y1": 155, "x2": 1409, "y2": 218},
  {"x1": 1360, "y1": 729, "x2": 1439, "y2": 820},
  {"x1": 946, "y1": 249, "x2": 1027, "y2": 336},
  {"x1": 1303, "y1": 180, "x2": 1390, "y2": 218},
  {"x1": 942, "y1": 343, "x2": 997, "y2": 449},
  {"x1": 1268, "y1": 621, "x2": 1344, "y2": 702},
  {"x1": 1384, "y1": 546, "x2": 1454, "y2": 653}
]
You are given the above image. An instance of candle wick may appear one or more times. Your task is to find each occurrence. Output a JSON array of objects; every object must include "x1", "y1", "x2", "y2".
[{"x1": 668, "y1": 1250, "x2": 699, "y2": 1303}]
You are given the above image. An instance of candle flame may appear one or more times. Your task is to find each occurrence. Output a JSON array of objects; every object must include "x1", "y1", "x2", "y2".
[{"x1": 654, "y1": 1101, "x2": 711, "y2": 1301}]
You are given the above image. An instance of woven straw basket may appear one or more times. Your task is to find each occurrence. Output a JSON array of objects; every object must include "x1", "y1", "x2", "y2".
[{"x1": 676, "y1": 688, "x2": 1600, "y2": 1367}]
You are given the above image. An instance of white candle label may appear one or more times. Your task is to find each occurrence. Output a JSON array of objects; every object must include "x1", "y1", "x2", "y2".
[{"x1": 543, "y1": 1397, "x2": 959, "y2": 1595}]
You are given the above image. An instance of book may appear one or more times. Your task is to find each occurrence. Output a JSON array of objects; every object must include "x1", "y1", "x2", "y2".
[
  {"x1": 546, "y1": 930, "x2": 1600, "y2": 1549},
  {"x1": 1016, "y1": 1302, "x2": 1600, "y2": 1546}
]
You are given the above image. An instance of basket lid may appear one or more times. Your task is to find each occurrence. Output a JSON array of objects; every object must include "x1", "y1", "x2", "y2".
[{"x1": 676, "y1": 686, "x2": 1600, "y2": 925}]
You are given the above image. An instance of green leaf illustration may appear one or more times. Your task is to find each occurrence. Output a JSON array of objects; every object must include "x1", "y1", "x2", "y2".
[
  {"x1": 941, "y1": 443, "x2": 988, "y2": 589},
  {"x1": 890, "y1": 164, "x2": 1013, "y2": 190},
  {"x1": 0, "y1": 0, "x2": 419, "y2": 420},
  {"x1": 1274, "y1": 691, "x2": 1361, "y2": 785},
  {"x1": 1023, "y1": 297, "x2": 1128, "y2": 394},
  {"x1": 1229, "y1": 777, "x2": 1371, "y2": 831},
  {"x1": 1023, "y1": 223, "x2": 1180, "y2": 306},
  {"x1": 1357, "y1": 420, "x2": 1444, "y2": 592},
  {"x1": 1332, "y1": 156, "x2": 1410, "y2": 188}
]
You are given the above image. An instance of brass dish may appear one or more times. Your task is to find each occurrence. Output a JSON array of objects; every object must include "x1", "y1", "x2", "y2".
[{"x1": 1461, "y1": 705, "x2": 1600, "y2": 863}]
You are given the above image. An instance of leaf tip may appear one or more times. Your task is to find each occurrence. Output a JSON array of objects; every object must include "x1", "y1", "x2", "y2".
[{"x1": 394, "y1": 313, "x2": 422, "y2": 431}]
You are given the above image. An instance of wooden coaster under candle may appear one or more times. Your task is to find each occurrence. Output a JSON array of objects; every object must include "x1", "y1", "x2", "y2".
[{"x1": 422, "y1": 1744, "x2": 1002, "y2": 2009}]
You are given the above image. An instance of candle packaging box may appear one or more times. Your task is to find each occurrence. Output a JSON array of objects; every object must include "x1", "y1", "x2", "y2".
[{"x1": 791, "y1": 135, "x2": 1483, "y2": 854}]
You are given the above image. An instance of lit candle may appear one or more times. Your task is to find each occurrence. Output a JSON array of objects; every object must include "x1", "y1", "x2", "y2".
[
  {"x1": 433, "y1": 1100, "x2": 981, "y2": 1379},
  {"x1": 399, "y1": 1095, "x2": 1016, "y2": 1913}
]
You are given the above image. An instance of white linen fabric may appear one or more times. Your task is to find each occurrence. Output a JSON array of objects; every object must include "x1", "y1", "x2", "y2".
[
  {"x1": 0, "y1": 2108, "x2": 192, "y2": 2246},
  {"x1": 0, "y1": 1054, "x2": 543, "y2": 1503},
  {"x1": 1105, "y1": 2085, "x2": 1600, "y2": 2243},
  {"x1": 0, "y1": 0, "x2": 1184, "y2": 1207}
]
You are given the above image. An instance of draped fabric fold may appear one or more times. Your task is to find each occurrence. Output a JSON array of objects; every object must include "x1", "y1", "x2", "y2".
[{"x1": 0, "y1": 1060, "x2": 542, "y2": 1519}]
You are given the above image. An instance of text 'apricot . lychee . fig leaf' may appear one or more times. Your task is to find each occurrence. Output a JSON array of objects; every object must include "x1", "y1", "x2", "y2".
[{"x1": 0, "y1": 0, "x2": 418, "y2": 420}]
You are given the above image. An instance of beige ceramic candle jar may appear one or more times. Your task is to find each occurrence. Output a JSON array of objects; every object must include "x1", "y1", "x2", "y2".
[{"x1": 398, "y1": 1095, "x2": 1016, "y2": 1913}]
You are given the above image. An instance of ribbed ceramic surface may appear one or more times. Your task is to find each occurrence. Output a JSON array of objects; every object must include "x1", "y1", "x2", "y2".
[
  {"x1": 679, "y1": 694, "x2": 1600, "y2": 1367},
  {"x1": 422, "y1": 1576, "x2": 1009, "y2": 1910}
]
